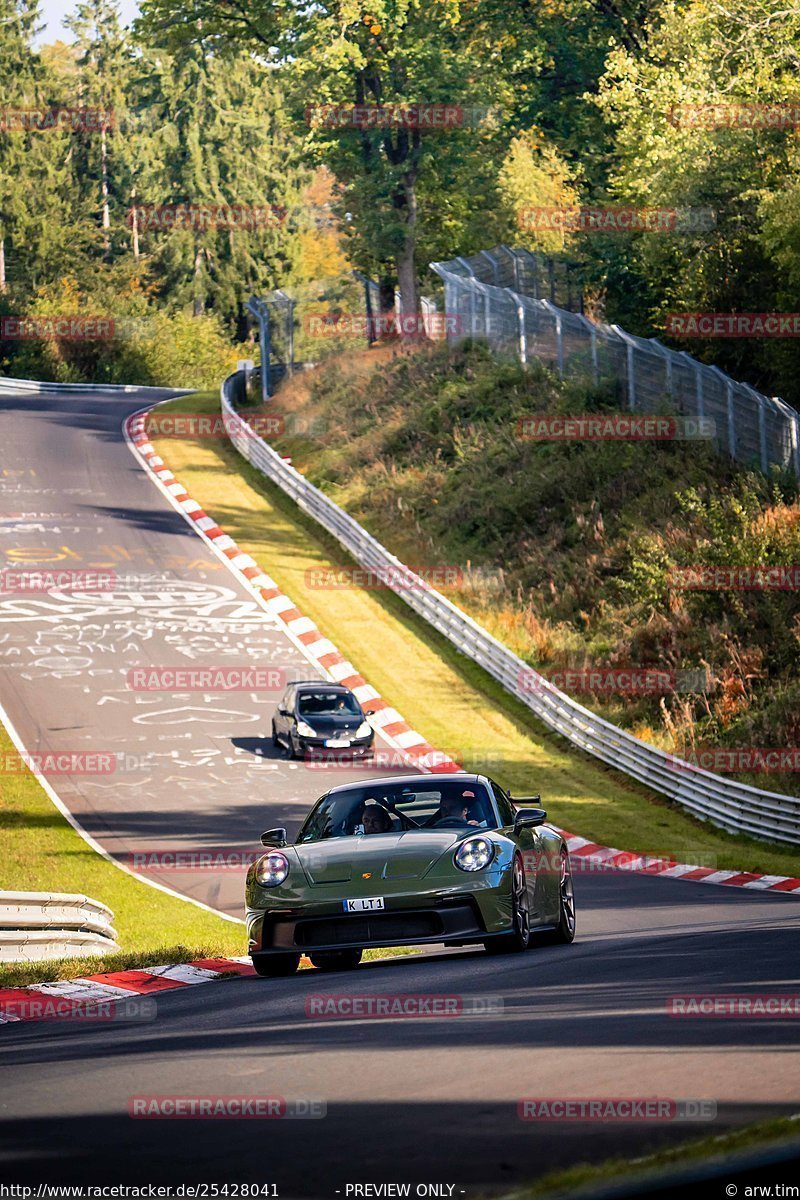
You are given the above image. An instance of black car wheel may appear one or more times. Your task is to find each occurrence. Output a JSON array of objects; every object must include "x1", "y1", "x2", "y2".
[
  {"x1": 252, "y1": 954, "x2": 301, "y2": 978},
  {"x1": 485, "y1": 854, "x2": 530, "y2": 954},
  {"x1": 271, "y1": 720, "x2": 281, "y2": 749},
  {"x1": 551, "y1": 848, "x2": 576, "y2": 943},
  {"x1": 534, "y1": 847, "x2": 577, "y2": 946},
  {"x1": 309, "y1": 949, "x2": 363, "y2": 972}
]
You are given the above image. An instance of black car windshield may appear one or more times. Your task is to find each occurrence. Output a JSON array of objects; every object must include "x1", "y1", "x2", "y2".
[
  {"x1": 296, "y1": 780, "x2": 498, "y2": 842},
  {"x1": 297, "y1": 690, "x2": 361, "y2": 717}
]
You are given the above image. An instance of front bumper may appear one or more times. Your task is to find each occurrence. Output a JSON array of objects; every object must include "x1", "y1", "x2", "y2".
[
  {"x1": 258, "y1": 898, "x2": 487, "y2": 954},
  {"x1": 294, "y1": 732, "x2": 374, "y2": 757}
]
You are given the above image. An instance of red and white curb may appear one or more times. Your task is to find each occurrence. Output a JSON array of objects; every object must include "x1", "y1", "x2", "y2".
[
  {"x1": 0, "y1": 957, "x2": 257, "y2": 1024},
  {"x1": 125, "y1": 411, "x2": 459, "y2": 774},
  {"x1": 557, "y1": 832, "x2": 800, "y2": 894},
  {"x1": 123, "y1": 407, "x2": 800, "y2": 902}
]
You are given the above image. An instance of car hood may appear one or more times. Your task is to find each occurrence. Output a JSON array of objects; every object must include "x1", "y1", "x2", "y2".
[
  {"x1": 297, "y1": 713, "x2": 364, "y2": 735},
  {"x1": 292, "y1": 832, "x2": 464, "y2": 884}
]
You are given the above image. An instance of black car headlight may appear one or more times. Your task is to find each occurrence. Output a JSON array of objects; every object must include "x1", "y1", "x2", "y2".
[
  {"x1": 255, "y1": 851, "x2": 290, "y2": 887},
  {"x1": 454, "y1": 837, "x2": 495, "y2": 872}
]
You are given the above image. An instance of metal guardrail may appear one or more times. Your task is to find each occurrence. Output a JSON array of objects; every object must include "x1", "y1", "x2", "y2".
[
  {"x1": 0, "y1": 891, "x2": 119, "y2": 963},
  {"x1": 222, "y1": 370, "x2": 800, "y2": 846},
  {"x1": 431, "y1": 246, "x2": 800, "y2": 480},
  {"x1": 0, "y1": 376, "x2": 191, "y2": 395}
]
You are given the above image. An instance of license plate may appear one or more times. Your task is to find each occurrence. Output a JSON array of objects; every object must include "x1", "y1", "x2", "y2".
[
  {"x1": 326, "y1": 737, "x2": 351, "y2": 748},
  {"x1": 343, "y1": 897, "x2": 385, "y2": 913}
]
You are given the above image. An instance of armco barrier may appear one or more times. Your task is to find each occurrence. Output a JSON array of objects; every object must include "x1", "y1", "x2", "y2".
[
  {"x1": 221, "y1": 370, "x2": 800, "y2": 846},
  {"x1": 0, "y1": 891, "x2": 119, "y2": 963},
  {"x1": 0, "y1": 376, "x2": 191, "y2": 395}
]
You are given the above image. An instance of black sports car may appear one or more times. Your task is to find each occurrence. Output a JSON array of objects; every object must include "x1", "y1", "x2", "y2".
[{"x1": 271, "y1": 680, "x2": 375, "y2": 759}]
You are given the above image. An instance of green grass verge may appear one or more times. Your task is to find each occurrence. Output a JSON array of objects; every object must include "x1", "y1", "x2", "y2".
[
  {"x1": 146, "y1": 390, "x2": 800, "y2": 879},
  {"x1": 494, "y1": 1113, "x2": 800, "y2": 1198},
  {"x1": 0, "y1": 715, "x2": 245, "y2": 988}
]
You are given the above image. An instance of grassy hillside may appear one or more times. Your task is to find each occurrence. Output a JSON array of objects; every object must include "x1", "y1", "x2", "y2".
[{"x1": 264, "y1": 342, "x2": 800, "y2": 798}]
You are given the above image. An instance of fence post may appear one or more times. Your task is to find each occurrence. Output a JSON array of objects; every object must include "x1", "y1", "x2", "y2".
[
  {"x1": 456, "y1": 256, "x2": 478, "y2": 339},
  {"x1": 646, "y1": 337, "x2": 674, "y2": 402},
  {"x1": 757, "y1": 392, "x2": 769, "y2": 472},
  {"x1": 577, "y1": 314, "x2": 599, "y2": 385},
  {"x1": 693, "y1": 361, "x2": 705, "y2": 426},
  {"x1": 792, "y1": 411, "x2": 800, "y2": 479},
  {"x1": 480, "y1": 250, "x2": 501, "y2": 284},
  {"x1": 611, "y1": 326, "x2": 637, "y2": 411},
  {"x1": 511, "y1": 292, "x2": 528, "y2": 367},
  {"x1": 246, "y1": 296, "x2": 270, "y2": 402},
  {"x1": 540, "y1": 299, "x2": 564, "y2": 377},
  {"x1": 726, "y1": 380, "x2": 737, "y2": 459}
]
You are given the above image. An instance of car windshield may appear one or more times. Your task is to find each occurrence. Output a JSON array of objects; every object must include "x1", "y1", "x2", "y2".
[
  {"x1": 297, "y1": 690, "x2": 361, "y2": 717},
  {"x1": 296, "y1": 780, "x2": 498, "y2": 842}
]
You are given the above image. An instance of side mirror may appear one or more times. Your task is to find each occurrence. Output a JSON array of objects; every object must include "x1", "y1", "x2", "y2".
[
  {"x1": 514, "y1": 807, "x2": 547, "y2": 830},
  {"x1": 261, "y1": 827, "x2": 287, "y2": 847},
  {"x1": 278, "y1": 707, "x2": 291, "y2": 717}
]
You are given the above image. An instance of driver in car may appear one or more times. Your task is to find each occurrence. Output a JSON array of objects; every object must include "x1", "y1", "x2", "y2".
[
  {"x1": 362, "y1": 803, "x2": 393, "y2": 834},
  {"x1": 427, "y1": 791, "x2": 482, "y2": 827}
]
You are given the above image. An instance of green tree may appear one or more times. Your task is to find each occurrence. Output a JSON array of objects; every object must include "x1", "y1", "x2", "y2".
[{"x1": 128, "y1": 42, "x2": 309, "y2": 326}]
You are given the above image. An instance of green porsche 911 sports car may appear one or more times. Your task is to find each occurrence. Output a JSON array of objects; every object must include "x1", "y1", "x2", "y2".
[{"x1": 245, "y1": 772, "x2": 576, "y2": 976}]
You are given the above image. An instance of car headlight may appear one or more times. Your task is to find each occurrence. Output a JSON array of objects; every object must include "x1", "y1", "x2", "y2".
[
  {"x1": 454, "y1": 837, "x2": 495, "y2": 872},
  {"x1": 355, "y1": 720, "x2": 371, "y2": 738},
  {"x1": 255, "y1": 851, "x2": 290, "y2": 887},
  {"x1": 295, "y1": 720, "x2": 316, "y2": 738}
]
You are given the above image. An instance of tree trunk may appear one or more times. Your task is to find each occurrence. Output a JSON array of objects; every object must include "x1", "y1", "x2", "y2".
[
  {"x1": 0, "y1": 238, "x2": 6, "y2": 292},
  {"x1": 394, "y1": 170, "x2": 420, "y2": 331},
  {"x1": 100, "y1": 124, "x2": 110, "y2": 257},
  {"x1": 130, "y1": 186, "x2": 139, "y2": 260},
  {"x1": 193, "y1": 245, "x2": 205, "y2": 316}
]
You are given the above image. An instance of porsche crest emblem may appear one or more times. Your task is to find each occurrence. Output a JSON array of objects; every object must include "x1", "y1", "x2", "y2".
[{"x1": 362, "y1": 872, "x2": 372, "y2": 879}]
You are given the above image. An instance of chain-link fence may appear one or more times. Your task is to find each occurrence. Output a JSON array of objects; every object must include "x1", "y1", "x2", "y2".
[
  {"x1": 431, "y1": 245, "x2": 800, "y2": 479},
  {"x1": 245, "y1": 272, "x2": 443, "y2": 401}
]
